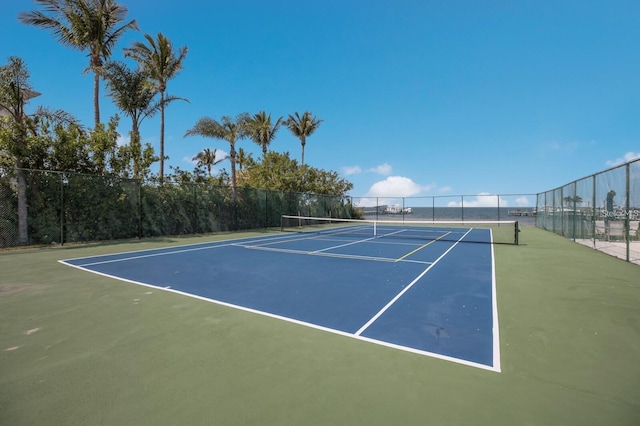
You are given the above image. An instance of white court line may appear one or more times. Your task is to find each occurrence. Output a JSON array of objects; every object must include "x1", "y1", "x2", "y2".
[
  {"x1": 240, "y1": 244, "x2": 432, "y2": 264},
  {"x1": 58, "y1": 254, "x2": 497, "y2": 372},
  {"x1": 489, "y1": 230, "x2": 501, "y2": 372},
  {"x1": 354, "y1": 228, "x2": 473, "y2": 337},
  {"x1": 239, "y1": 226, "x2": 393, "y2": 256},
  {"x1": 58, "y1": 226, "x2": 500, "y2": 372},
  {"x1": 234, "y1": 226, "x2": 373, "y2": 251},
  {"x1": 283, "y1": 226, "x2": 432, "y2": 256},
  {"x1": 395, "y1": 231, "x2": 452, "y2": 262},
  {"x1": 241, "y1": 231, "x2": 350, "y2": 248},
  {"x1": 310, "y1": 234, "x2": 378, "y2": 253},
  {"x1": 76, "y1": 244, "x2": 231, "y2": 267},
  {"x1": 61, "y1": 232, "x2": 322, "y2": 266}
]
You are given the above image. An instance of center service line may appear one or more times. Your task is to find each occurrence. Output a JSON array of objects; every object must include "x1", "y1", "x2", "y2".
[
  {"x1": 310, "y1": 234, "x2": 377, "y2": 254},
  {"x1": 354, "y1": 228, "x2": 472, "y2": 337},
  {"x1": 394, "y1": 231, "x2": 452, "y2": 262}
]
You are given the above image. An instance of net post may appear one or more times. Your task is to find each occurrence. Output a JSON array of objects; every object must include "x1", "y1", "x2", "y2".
[
  {"x1": 280, "y1": 215, "x2": 284, "y2": 232},
  {"x1": 515, "y1": 221, "x2": 519, "y2": 245}
]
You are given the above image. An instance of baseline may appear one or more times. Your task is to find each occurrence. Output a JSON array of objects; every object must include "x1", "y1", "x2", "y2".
[{"x1": 62, "y1": 232, "x2": 324, "y2": 267}]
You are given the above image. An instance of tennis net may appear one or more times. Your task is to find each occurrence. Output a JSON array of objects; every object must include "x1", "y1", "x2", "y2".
[{"x1": 280, "y1": 215, "x2": 520, "y2": 245}]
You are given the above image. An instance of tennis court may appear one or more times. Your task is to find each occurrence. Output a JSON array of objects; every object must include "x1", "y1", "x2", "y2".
[
  {"x1": 2, "y1": 226, "x2": 640, "y2": 425},
  {"x1": 59, "y1": 217, "x2": 515, "y2": 371}
]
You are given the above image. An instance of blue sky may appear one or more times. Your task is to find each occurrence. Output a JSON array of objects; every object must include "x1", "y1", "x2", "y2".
[{"x1": 3, "y1": 0, "x2": 639, "y2": 207}]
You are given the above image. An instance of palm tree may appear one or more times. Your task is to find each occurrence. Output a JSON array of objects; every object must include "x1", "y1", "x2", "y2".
[
  {"x1": 124, "y1": 33, "x2": 188, "y2": 184},
  {"x1": 104, "y1": 61, "x2": 182, "y2": 178},
  {"x1": 19, "y1": 0, "x2": 138, "y2": 127},
  {"x1": 184, "y1": 114, "x2": 248, "y2": 200},
  {"x1": 244, "y1": 111, "x2": 282, "y2": 157},
  {"x1": 0, "y1": 57, "x2": 33, "y2": 245},
  {"x1": 284, "y1": 111, "x2": 323, "y2": 165},
  {"x1": 563, "y1": 195, "x2": 583, "y2": 208},
  {"x1": 236, "y1": 147, "x2": 253, "y2": 171},
  {"x1": 193, "y1": 148, "x2": 226, "y2": 177},
  {"x1": 1, "y1": 56, "x2": 78, "y2": 245}
]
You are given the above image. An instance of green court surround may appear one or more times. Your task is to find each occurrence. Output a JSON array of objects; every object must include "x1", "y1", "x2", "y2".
[{"x1": 1, "y1": 227, "x2": 639, "y2": 425}]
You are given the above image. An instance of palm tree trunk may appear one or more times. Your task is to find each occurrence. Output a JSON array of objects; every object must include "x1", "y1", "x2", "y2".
[
  {"x1": 16, "y1": 165, "x2": 28, "y2": 245},
  {"x1": 159, "y1": 92, "x2": 165, "y2": 184},
  {"x1": 93, "y1": 71, "x2": 100, "y2": 127},
  {"x1": 131, "y1": 122, "x2": 141, "y2": 179},
  {"x1": 301, "y1": 136, "x2": 306, "y2": 165},
  {"x1": 15, "y1": 111, "x2": 28, "y2": 245},
  {"x1": 230, "y1": 145, "x2": 237, "y2": 201}
]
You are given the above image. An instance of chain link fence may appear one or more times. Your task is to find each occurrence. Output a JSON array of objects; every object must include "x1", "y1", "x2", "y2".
[
  {"x1": 4, "y1": 162, "x2": 638, "y2": 264},
  {"x1": 0, "y1": 169, "x2": 354, "y2": 248},
  {"x1": 349, "y1": 194, "x2": 538, "y2": 225},
  {"x1": 536, "y1": 158, "x2": 640, "y2": 264}
]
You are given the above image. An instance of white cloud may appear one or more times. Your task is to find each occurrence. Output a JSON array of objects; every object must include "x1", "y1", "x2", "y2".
[
  {"x1": 214, "y1": 149, "x2": 229, "y2": 163},
  {"x1": 516, "y1": 196, "x2": 530, "y2": 207},
  {"x1": 357, "y1": 177, "x2": 450, "y2": 201},
  {"x1": 342, "y1": 163, "x2": 392, "y2": 177},
  {"x1": 559, "y1": 141, "x2": 579, "y2": 152},
  {"x1": 116, "y1": 134, "x2": 129, "y2": 147},
  {"x1": 447, "y1": 193, "x2": 508, "y2": 207},
  {"x1": 183, "y1": 156, "x2": 197, "y2": 166},
  {"x1": 540, "y1": 140, "x2": 579, "y2": 156},
  {"x1": 366, "y1": 176, "x2": 423, "y2": 197},
  {"x1": 342, "y1": 165, "x2": 362, "y2": 175},
  {"x1": 367, "y1": 163, "x2": 392, "y2": 175},
  {"x1": 605, "y1": 152, "x2": 640, "y2": 167}
]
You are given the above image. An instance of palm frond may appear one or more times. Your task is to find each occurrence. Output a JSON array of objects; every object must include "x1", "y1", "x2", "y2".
[
  {"x1": 33, "y1": 106, "x2": 82, "y2": 128},
  {"x1": 284, "y1": 111, "x2": 323, "y2": 164}
]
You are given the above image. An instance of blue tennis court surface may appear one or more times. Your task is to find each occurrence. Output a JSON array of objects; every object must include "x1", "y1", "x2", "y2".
[{"x1": 60, "y1": 225, "x2": 501, "y2": 371}]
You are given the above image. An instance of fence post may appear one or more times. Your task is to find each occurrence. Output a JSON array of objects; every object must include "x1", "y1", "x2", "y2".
[
  {"x1": 264, "y1": 190, "x2": 268, "y2": 228},
  {"x1": 592, "y1": 175, "x2": 596, "y2": 245},
  {"x1": 376, "y1": 197, "x2": 379, "y2": 220},
  {"x1": 138, "y1": 180, "x2": 142, "y2": 239},
  {"x1": 626, "y1": 163, "x2": 630, "y2": 261},
  {"x1": 560, "y1": 186, "x2": 565, "y2": 236},
  {"x1": 60, "y1": 172, "x2": 64, "y2": 245},
  {"x1": 432, "y1": 197, "x2": 435, "y2": 222},
  {"x1": 572, "y1": 183, "x2": 581, "y2": 242},
  {"x1": 192, "y1": 183, "x2": 198, "y2": 234}
]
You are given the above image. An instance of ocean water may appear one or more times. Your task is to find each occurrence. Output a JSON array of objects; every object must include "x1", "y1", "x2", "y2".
[{"x1": 363, "y1": 207, "x2": 537, "y2": 227}]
